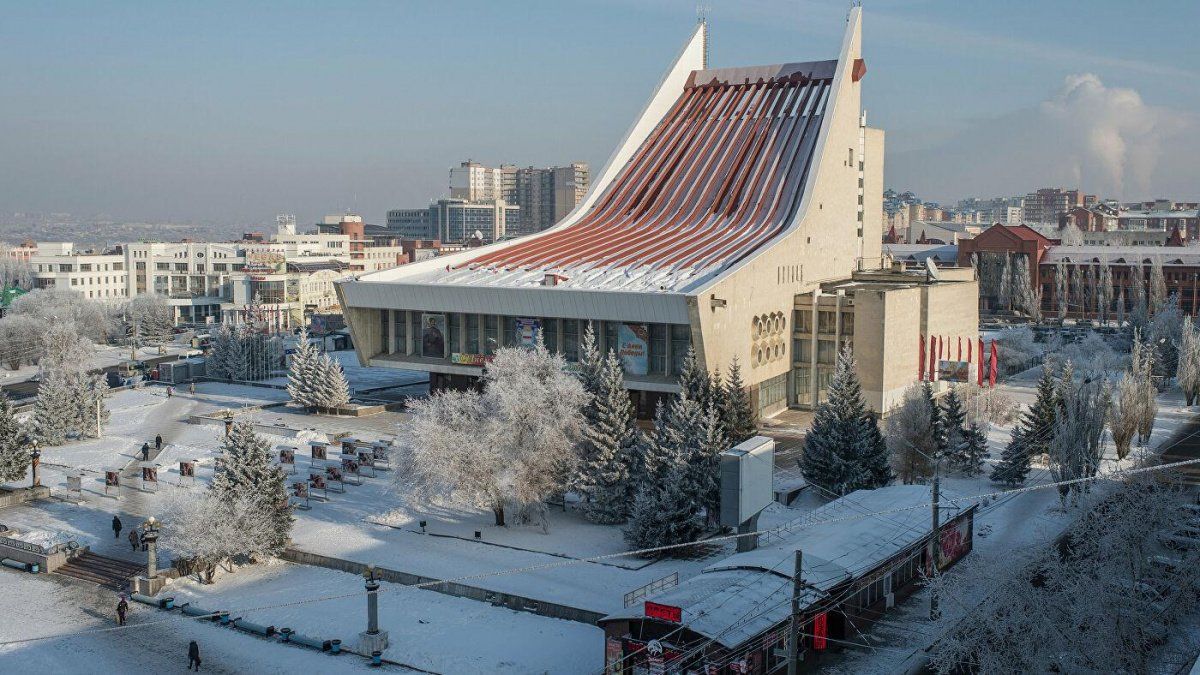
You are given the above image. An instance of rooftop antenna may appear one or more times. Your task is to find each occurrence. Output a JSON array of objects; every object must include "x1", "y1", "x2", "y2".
[{"x1": 696, "y1": 2, "x2": 710, "y2": 69}]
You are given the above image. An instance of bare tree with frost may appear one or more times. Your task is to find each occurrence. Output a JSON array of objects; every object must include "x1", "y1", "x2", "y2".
[{"x1": 398, "y1": 344, "x2": 587, "y2": 527}]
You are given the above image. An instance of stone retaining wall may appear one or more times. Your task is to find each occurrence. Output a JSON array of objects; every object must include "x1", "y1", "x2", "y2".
[{"x1": 281, "y1": 548, "x2": 604, "y2": 625}]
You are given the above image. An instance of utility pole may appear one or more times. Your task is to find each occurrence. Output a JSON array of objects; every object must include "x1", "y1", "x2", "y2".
[
  {"x1": 929, "y1": 459, "x2": 941, "y2": 621},
  {"x1": 787, "y1": 549, "x2": 803, "y2": 675},
  {"x1": 95, "y1": 397, "x2": 102, "y2": 439}
]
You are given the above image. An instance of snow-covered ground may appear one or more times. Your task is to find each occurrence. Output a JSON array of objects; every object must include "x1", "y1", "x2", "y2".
[
  {"x1": 169, "y1": 562, "x2": 603, "y2": 674},
  {"x1": 0, "y1": 569, "x2": 381, "y2": 673},
  {"x1": 0, "y1": 340, "x2": 197, "y2": 386}
]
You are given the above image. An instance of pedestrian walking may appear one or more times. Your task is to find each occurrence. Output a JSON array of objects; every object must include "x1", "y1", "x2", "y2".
[
  {"x1": 141, "y1": 442, "x2": 150, "y2": 461},
  {"x1": 167, "y1": 386, "x2": 174, "y2": 398},
  {"x1": 128, "y1": 528, "x2": 139, "y2": 552},
  {"x1": 112, "y1": 515, "x2": 122, "y2": 539},
  {"x1": 188, "y1": 640, "x2": 201, "y2": 671},
  {"x1": 155, "y1": 434, "x2": 163, "y2": 452},
  {"x1": 188, "y1": 382, "x2": 196, "y2": 395},
  {"x1": 116, "y1": 596, "x2": 128, "y2": 626}
]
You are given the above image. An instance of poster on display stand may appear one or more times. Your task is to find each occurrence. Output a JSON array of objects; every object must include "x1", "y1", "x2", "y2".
[
  {"x1": 309, "y1": 472, "x2": 328, "y2": 500},
  {"x1": 141, "y1": 464, "x2": 159, "y2": 492},
  {"x1": 325, "y1": 465, "x2": 345, "y2": 492},
  {"x1": 342, "y1": 456, "x2": 361, "y2": 485},
  {"x1": 278, "y1": 447, "x2": 295, "y2": 474},
  {"x1": 179, "y1": 460, "x2": 197, "y2": 485},
  {"x1": 357, "y1": 449, "x2": 376, "y2": 477},
  {"x1": 309, "y1": 441, "x2": 328, "y2": 464},
  {"x1": 104, "y1": 470, "x2": 120, "y2": 497},
  {"x1": 292, "y1": 481, "x2": 310, "y2": 509}
]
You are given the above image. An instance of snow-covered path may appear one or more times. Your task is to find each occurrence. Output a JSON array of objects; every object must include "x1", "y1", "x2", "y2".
[{"x1": 0, "y1": 570, "x2": 389, "y2": 673}]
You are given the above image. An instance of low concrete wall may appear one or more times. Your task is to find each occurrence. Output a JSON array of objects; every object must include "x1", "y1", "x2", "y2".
[
  {"x1": 0, "y1": 485, "x2": 51, "y2": 509},
  {"x1": 0, "y1": 539, "x2": 85, "y2": 573},
  {"x1": 281, "y1": 548, "x2": 604, "y2": 625}
]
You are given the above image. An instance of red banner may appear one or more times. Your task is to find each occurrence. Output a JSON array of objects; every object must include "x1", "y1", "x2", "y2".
[
  {"x1": 812, "y1": 612, "x2": 828, "y2": 650},
  {"x1": 989, "y1": 341, "x2": 999, "y2": 388},
  {"x1": 644, "y1": 601, "x2": 682, "y2": 623},
  {"x1": 918, "y1": 335, "x2": 926, "y2": 381},
  {"x1": 977, "y1": 338, "x2": 985, "y2": 386}
]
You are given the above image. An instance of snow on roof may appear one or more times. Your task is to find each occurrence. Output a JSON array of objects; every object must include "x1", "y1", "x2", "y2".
[
  {"x1": 600, "y1": 485, "x2": 976, "y2": 649},
  {"x1": 1046, "y1": 245, "x2": 1200, "y2": 263}
]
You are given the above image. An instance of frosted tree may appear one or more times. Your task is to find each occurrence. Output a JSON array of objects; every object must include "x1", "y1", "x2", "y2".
[
  {"x1": 32, "y1": 369, "x2": 73, "y2": 446},
  {"x1": 227, "y1": 324, "x2": 251, "y2": 381},
  {"x1": 1116, "y1": 287, "x2": 1126, "y2": 326},
  {"x1": 689, "y1": 403, "x2": 728, "y2": 525},
  {"x1": 1131, "y1": 336, "x2": 1157, "y2": 445},
  {"x1": 0, "y1": 250, "x2": 32, "y2": 290},
  {"x1": 1131, "y1": 262, "x2": 1149, "y2": 330},
  {"x1": 286, "y1": 327, "x2": 320, "y2": 409},
  {"x1": 1084, "y1": 263, "x2": 1097, "y2": 317},
  {"x1": 209, "y1": 323, "x2": 236, "y2": 380},
  {"x1": 887, "y1": 384, "x2": 937, "y2": 484},
  {"x1": 1108, "y1": 373, "x2": 1140, "y2": 461},
  {"x1": 802, "y1": 344, "x2": 892, "y2": 494},
  {"x1": 210, "y1": 420, "x2": 292, "y2": 553},
  {"x1": 575, "y1": 349, "x2": 637, "y2": 524},
  {"x1": 576, "y1": 322, "x2": 604, "y2": 394},
  {"x1": 1177, "y1": 315, "x2": 1200, "y2": 405},
  {"x1": 121, "y1": 294, "x2": 175, "y2": 356},
  {"x1": 6, "y1": 288, "x2": 113, "y2": 343},
  {"x1": 1055, "y1": 259, "x2": 1069, "y2": 320},
  {"x1": 0, "y1": 393, "x2": 27, "y2": 483},
  {"x1": 399, "y1": 344, "x2": 587, "y2": 527},
  {"x1": 721, "y1": 357, "x2": 757, "y2": 444},
  {"x1": 162, "y1": 492, "x2": 282, "y2": 583},
  {"x1": 1070, "y1": 265, "x2": 1085, "y2": 317},
  {"x1": 1011, "y1": 256, "x2": 1041, "y2": 321},
  {"x1": 1148, "y1": 295, "x2": 1182, "y2": 379},
  {"x1": 0, "y1": 315, "x2": 40, "y2": 369},
  {"x1": 1149, "y1": 256, "x2": 1167, "y2": 311},
  {"x1": 1059, "y1": 222, "x2": 1084, "y2": 246},
  {"x1": 1098, "y1": 258, "x2": 1113, "y2": 324},
  {"x1": 313, "y1": 352, "x2": 351, "y2": 409},
  {"x1": 924, "y1": 381, "x2": 947, "y2": 456},
  {"x1": 72, "y1": 373, "x2": 110, "y2": 438},
  {"x1": 624, "y1": 401, "x2": 704, "y2": 555},
  {"x1": 998, "y1": 254, "x2": 1013, "y2": 310},
  {"x1": 678, "y1": 347, "x2": 717, "y2": 413},
  {"x1": 1048, "y1": 372, "x2": 1109, "y2": 505}
]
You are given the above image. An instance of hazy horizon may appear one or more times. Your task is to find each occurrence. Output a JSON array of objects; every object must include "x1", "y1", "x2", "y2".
[{"x1": 2, "y1": 0, "x2": 1197, "y2": 227}]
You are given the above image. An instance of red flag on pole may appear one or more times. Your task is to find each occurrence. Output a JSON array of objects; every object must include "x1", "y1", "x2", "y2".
[
  {"x1": 989, "y1": 340, "x2": 999, "y2": 387},
  {"x1": 977, "y1": 338, "x2": 985, "y2": 386},
  {"x1": 929, "y1": 336, "x2": 937, "y2": 381},
  {"x1": 918, "y1": 335, "x2": 926, "y2": 381},
  {"x1": 957, "y1": 336, "x2": 962, "y2": 361}
]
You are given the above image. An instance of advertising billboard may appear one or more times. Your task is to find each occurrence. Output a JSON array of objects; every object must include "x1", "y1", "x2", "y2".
[
  {"x1": 515, "y1": 318, "x2": 541, "y2": 349},
  {"x1": 617, "y1": 323, "x2": 649, "y2": 376},
  {"x1": 938, "y1": 360, "x2": 970, "y2": 383},
  {"x1": 421, "y1": 313, "x2": 446, "y2": 358}
]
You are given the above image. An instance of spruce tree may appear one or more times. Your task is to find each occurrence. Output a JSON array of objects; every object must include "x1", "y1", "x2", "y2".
[
  {"x1": 941, "y1": 387, "x2": 968, "y2": 466},
  {"x1": 314, "y1": 353, "x2": 351, "y2": 409},
  {"x1": 690, "y1": 403, "x2": 728, "y2": 524},
  {"x1": 0, "y1": 393, "x2": 27, "y2": 482},
  {"x1": 957, "y1": 422, "x2": 989, "y2": 477},
  {"x1": 577, "y1": 351, "x2": 638, "y2": 524},
  {"x1": 209, "y1": 323, "x2": 236, "y2": 380},
  {"x1": 623, "y1": 402, "x2": 703, "y2": 555},
  {"x1": 287, "y1": 327, "x2": 319, "y2": 408},
  {"x1": 991, "y1": 425, "x2": 1031, "y2": 486},
  {"x1": 74, "y1": 373, "x2": 110, "y2": 438},
  {"x1": 577, "y1": 323, "x2": 604, "y2": 394},
  {"x1": 32, "y1": 369, "x2": 73, "y2": 446},
  {"x1": 923, "y1": 381, "x2": 947, "y2": 456},
  {"x1": 991, "y1": 367, "x2": 1058, "y2": 486},
  {"x1": 211, "y1": 420, "x2": 292, "y2": 553},
  {"x1": 678, "y1": 347, "x2": 715, "y2": 413},
  {"x1": 801, "y1": 344, "x2": 892, "y2": 495},
  {"x1": 721, "y1": 357, "x2": 757, "y2": 444}
]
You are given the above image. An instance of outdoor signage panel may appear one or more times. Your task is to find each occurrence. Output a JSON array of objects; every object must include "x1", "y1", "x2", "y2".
[
  {"x1": 937, "y1": 360, "x2": 970, "y2": 383},
  {"x1": 515, "y1": 318, "x2": 541, "y2": 349},
  {"x1": 421, "y1": 313, "x2": 447, "y2": 358},
  {"x1": 617, "y1": 323, "x2": 650, "y2": 376},
  {"x1": 450, "y1": 353, "x2": 493, "y2": 366},
  {"x1": 644, "y1": 601, "x2": 682, "y2": 623}
]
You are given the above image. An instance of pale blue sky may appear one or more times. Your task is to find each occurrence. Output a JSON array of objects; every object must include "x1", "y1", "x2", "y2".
[{"x1": 1, "y1": 0, "x2": 1196, "y2": 224}]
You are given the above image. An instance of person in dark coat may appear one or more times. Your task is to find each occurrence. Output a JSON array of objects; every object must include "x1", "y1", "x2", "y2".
[
  {"x1": 116, "y1": 597, "x2": 128, "y2": 626},
  {"x1": 155, "y1": 434, "x2": 163, "y2": 451},
  {"x1": 141, "y1": 442, "x2": 150, "y2": 461},
  {"x1": 128, "y1": 528, "x2": 140, "y2": 551},
  {"x1": 112, "y1": 515, "x2": 122, "y2": 539},
  {"x1": 188, "y1": 640, "x2": 201, "y2": 671}
]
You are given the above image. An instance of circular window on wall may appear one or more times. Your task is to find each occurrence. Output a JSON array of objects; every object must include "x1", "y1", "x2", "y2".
[{"x1": 752, "y1": 317, "x2": 762, "y2": 339}]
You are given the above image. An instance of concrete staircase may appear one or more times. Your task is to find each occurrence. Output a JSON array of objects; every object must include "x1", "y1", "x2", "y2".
[{"x1": 56, "y1": 552, "x2": 144, "y2": 590}]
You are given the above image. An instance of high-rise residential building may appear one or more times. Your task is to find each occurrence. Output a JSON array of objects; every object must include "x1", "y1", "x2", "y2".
[
  {"x1": 1022, "y1": 188, "x2": 1096, "y2": 224},
  {"x1": 499, "y1": 162, "x2": 590, "y2": 236},
  {"x1": 388, "y1": 200, "x2": 518, "y2": 244},
  {"x1": 449, "y1": 161, "x2": 503, "y2": 201}
]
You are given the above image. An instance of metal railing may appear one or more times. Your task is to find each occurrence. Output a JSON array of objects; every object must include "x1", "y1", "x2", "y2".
[{"x1": 623, "y1": 572, "x2": 680, "y2": 607}]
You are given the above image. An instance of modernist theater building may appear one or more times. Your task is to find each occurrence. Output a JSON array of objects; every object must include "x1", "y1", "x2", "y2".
[{"x1": 338, "y1": 9, "x2": 978, "y2": 417}]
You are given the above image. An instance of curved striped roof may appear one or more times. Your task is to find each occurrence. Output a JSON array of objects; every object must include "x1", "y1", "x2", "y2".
[{"x1": 436, "y1": 60, "x2": 837, "y2": 292}]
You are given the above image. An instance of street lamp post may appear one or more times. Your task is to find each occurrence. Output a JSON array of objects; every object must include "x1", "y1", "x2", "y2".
[
  {"x1": 29, "y1": 439, "x2": 40, "y2": 488},
  {"x1": 142, "y1": 517, "x2": 159, "y2": 580},
  {"x1": 358, "y1": 564, "x2": 389, "y2": 663}
]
